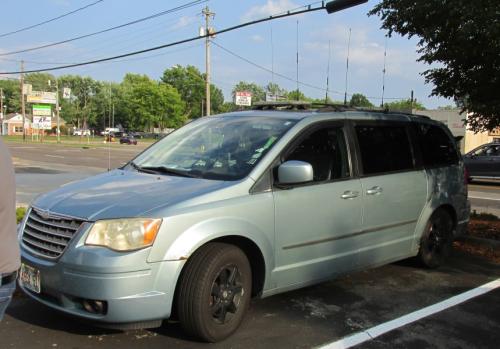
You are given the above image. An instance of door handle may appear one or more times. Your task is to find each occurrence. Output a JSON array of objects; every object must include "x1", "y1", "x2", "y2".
[
  {"x1": 341, "y1": 190, "x2": 359, "y2": 199},
  {"x1": 366, "y1": 186, "x2": 383, "y2": 195}
]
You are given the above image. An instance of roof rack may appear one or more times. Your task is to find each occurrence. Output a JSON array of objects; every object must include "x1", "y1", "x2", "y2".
[
  {"x1": 253, "y1": 101, "x2": 313, "y2": 110},
  {"x1": 253, "y1": 101, "x2": 349, "y2": 111},
  {"x1": 252, "y1": 101, "x2": 432, "y2": 119}
]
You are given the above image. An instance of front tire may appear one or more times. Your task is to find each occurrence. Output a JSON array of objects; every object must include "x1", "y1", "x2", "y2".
[
  {"x1": 418, "y1": 210, "x2": 454, "y2": 268},
  {"x1": 177, "y1": 243, "x2": 252, "y2": 342}
]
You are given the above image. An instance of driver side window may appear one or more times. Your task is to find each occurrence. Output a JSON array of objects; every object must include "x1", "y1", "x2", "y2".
[{"x1": 284, "y1": 126, "x2": 350, "y2": 182}]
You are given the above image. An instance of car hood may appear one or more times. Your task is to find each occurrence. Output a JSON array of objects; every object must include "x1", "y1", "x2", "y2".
[{"x1": 32, "y1": 169, "x2": 231, "y2": 221}]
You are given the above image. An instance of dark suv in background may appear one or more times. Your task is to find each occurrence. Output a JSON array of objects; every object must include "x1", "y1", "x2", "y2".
[{"x1": 464, "y1": 142, "x2": 500, "y2": 181}]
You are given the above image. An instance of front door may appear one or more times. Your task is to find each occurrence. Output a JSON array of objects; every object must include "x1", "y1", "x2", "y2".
[{"x1": 273, "y1": 123, "x2": 363, "y2": 288}]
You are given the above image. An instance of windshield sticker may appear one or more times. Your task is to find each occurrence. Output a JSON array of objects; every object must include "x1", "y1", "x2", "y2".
[
  {"x1": 247, "y1": 158, "x2": 257, "y2": 165},
  {"x1": 262, "y1": 136, "x2": 277, "y2": 150}
]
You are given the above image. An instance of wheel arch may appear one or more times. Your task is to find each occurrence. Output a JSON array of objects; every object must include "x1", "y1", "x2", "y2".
[{"x1": 211, "y1": 236, "x2": 266, "y2": 297}]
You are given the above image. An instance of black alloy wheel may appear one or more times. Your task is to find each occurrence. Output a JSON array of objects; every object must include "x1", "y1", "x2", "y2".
[
  {"x1": 177, "y1": 242, "x2": 252, "y2": 342},
  {"x1": 418, "y1": 210, "x2": 454, "y2": 268},
  {"x1": 210, "y1": 265, "x2": 244, "y2": 324}
]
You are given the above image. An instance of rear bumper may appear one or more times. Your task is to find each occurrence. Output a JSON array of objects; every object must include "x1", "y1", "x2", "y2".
[{"x1": 455, "y1": 199, "x2": 471, "y2": 238}]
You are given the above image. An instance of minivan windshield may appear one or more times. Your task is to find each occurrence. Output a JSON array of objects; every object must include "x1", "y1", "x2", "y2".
[{"x1": 131, "y1": 116, "x2": 297, "y2": 180}]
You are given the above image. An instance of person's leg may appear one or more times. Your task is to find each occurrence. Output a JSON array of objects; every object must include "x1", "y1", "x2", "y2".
[{"x1": 0, "y1": 280, "x2": 17, "y2": 321}]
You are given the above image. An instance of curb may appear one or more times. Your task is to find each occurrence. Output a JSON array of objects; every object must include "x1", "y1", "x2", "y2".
[{"x1": 456, "y1": 236, "x2": 500, "y2": 249}]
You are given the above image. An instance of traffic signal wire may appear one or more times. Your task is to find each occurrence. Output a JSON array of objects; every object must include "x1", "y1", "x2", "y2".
[
  {"x1": 0, "y1": 0, "x2": 105, "y2": 39},
  {"x1": 0, "y1": 0, "x2": 207, "y2": 57}
]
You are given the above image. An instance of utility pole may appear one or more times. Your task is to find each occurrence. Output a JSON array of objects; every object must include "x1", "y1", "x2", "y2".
[
  {"x1": 20, "y1": 60, "x2": 26, "y2": 141},
  {"x1": 0, "y1": 88, "x2": 4, "y2": 135},
  {"x1": 55, "y1": 77, "x2": 61, "y2": 143},
  {"x1": 410, "y1": 90, "x2": 414, "y2": 112},
  {"x1": 202, "y1": 6, "x2": 215, "y2": 116}
]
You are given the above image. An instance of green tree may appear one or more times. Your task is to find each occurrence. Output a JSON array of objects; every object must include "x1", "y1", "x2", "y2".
[
  {"x1": 25, "y1": 73, "x2": 56, "y2": 91},
  {"x1": 385, "y1": 99, "x2": 426, "y2": 111},
  {"x1": 350, "y1": 93, "x2": 374, "y2": 107},
  {"x1": 57, "y1": 75, "x2": 101, "y2": 129},
  {"x1": 0, "y1": 79, "x2": 20, "y2": 114},
  {"x1": 286, "y1": 89, "x2": 310, "y2": 102},
  {"x1": 161, "y1": 65, "x2": 223, "y2": 118},
  {"x1": 369, "y1": 0, "x2": 500, "y2": 131},
  {"x1": 265, "y1": 82, "x2": 287, "y2": 100},
  {"x1": 232, "y1": 81, "x2": 266, "y2": 104},
  {"x1": 121, "y1": 74, "x2": 185, "y2": 131}
]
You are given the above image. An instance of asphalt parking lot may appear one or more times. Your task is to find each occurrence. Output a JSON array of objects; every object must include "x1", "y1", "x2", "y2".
[
  {"x1": 1, "y1": 251, "x2": 499, "y2": 349},
  {"x1": 4, "y1": 141, "x2": 500, "y2": 348}
]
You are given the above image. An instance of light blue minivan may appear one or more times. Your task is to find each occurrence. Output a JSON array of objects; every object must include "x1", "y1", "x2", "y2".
[{"x1": 18, "y1": 104, "x2": 470, "y2": 342}]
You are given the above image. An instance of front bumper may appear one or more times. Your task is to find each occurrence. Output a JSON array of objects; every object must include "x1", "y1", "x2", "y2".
[{"x1": 20, "y1": 247, "x2": 185, "y2": 325}]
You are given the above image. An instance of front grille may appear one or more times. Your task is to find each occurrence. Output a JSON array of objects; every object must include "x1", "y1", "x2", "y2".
[{"x1": 22, "y1": 208, "x2": 85, "y2": 259}]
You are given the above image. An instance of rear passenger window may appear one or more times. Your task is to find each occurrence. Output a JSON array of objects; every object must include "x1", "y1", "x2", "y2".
[
  {"x1": 355, "y1": 125, "x2": 414, "y2": 175},
  {"x1": 418, "y1": 124, "x2": 459, "y2": 167}
]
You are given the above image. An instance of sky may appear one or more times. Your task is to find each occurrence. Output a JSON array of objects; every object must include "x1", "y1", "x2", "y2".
[{"x1": 0, "y1": 0, "x2": 454, "y2": 108}]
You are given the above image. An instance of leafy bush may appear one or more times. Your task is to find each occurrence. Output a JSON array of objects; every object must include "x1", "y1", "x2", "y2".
[{"x1": 16, "y1": 207, "x2": 26, "y2": 224}]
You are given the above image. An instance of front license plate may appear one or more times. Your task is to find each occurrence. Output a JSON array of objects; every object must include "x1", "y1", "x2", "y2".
[{"x1": 19, "y1": 263, "x2": 41, "y2": 294}]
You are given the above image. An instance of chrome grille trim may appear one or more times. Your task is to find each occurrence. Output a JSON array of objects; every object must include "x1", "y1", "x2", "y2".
[{"x1": 21, "y1": 208, "x2": 86, "y2": 260}]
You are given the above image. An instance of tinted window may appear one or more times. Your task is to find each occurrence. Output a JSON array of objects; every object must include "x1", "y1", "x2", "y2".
[
  {"x1": 356, "y1": 125, "x2": 414, "y2": 175},
  {"x1": 418, "y1": 124, "x2": 459, "y2": 166},
  {"x1": 285, "y1": 127, "x2": 350, "y2": 182}
]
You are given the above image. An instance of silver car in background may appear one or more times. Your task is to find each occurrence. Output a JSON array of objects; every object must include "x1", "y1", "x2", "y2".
[{"x1": 18, "y1": 106, "x2": 470, "y2": 342}]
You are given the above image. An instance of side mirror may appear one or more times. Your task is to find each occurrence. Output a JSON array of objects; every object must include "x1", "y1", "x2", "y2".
[{"x1": 278, "y1": 160, "x2": 313, "y2": 185}]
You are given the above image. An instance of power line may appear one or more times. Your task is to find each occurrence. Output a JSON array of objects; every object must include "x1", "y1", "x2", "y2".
[
  {"x1": 211, "y1": 40, "x2": 344, "y2": 95},
  {"x1": 0, "y1": 0, "x2": 105, "y2": 39},
  {"x1": 0, "y1": 0, "x2": 207, "y2": 57},
  {"x1": 1, "y1": 43, "x2": 203, "y2": 67},
  {"x1": 212, "y1": 41, "x2": 407, "y2": 101},
  {"x1": 0, "y1": 2, "x2": 326, "y2": 75}
]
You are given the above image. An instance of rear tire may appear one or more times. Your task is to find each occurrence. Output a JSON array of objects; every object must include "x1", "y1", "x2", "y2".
[
  {"x1": 177, "y1": 243, "x2": 252, "y2": 342},
  {"x1": 418, "y1": 210, "x2": 454, "y2": 268}
]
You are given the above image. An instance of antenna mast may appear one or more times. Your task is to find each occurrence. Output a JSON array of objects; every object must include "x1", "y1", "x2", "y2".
[
  {"x1": 343, "y1": 28, "x2": 351, "y2": 105},
  {"x1": 325, "y1": 40, "x2": 332, "y2": 103}
]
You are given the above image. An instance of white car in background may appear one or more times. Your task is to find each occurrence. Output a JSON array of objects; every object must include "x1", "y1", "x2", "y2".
[{"x1": 73, "y1": 129, "x2": 91, "y2": 136}]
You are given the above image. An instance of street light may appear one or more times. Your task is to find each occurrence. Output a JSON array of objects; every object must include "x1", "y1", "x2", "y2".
[{"x1": 325, "y1": 0, "x2": 368, "y2": 14}]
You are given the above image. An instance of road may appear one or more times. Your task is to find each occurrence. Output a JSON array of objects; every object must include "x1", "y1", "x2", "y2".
[
  {"x1": 7, "y1": 142, "x2": 500, "y2": 213},
  {"x1": 468, "y1": 181, "x2": 500, "y2": 216}
]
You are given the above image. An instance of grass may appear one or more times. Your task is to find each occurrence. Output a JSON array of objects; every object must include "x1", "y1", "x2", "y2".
[{"x1": 16, "y1": 207, "x2": 27, "y2": 224}]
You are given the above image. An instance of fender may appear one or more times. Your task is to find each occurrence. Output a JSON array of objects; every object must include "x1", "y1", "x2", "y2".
[{"x1": 154, "y1": 216, "x2": 275, "y2": 289}]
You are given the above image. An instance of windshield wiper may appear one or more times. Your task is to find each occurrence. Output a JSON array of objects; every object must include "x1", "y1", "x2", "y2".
[
  {"x1": 138, "y1": 165, "x2": 200, "y2": 178},
  {"x1": 129, "y1": 161, "x2": 159, "y2": 174}
]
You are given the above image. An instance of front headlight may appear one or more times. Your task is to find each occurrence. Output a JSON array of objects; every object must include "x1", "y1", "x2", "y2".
[{"x1": 85, "y1": 218, "x2": 162, "y2": 251}]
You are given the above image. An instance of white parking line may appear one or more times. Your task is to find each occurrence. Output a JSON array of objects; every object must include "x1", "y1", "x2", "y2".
[
  {"x1": 469, "y1": 196, "x2": 500, "y2": 201},
  {"x1": 45, "y1": 155, "x2": 65, "y2": 159},
  {"x1": 318, "y1": 278, "x2": 500, "y2": 349}
]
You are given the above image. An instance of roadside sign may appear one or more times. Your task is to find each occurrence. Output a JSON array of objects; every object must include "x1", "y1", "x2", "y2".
[
  {"x1": 489, "y1": 128, "x2": 500, "y2": 137},
  {"x1": 33, "y1": 116, "x2": 52, "y2": 130},
  {"x1": 63, "y1": 87, "x2": 71, "y2": 100},
  {"x1": 33, "y1": 104, "x2": 51, "y2": 116},
  {"x1": 27, "y1": 91, "x2": 57, "y2": 104},
  {"x1": 235, "y1": 91, "x2": 252, "y2": 106},
  {"x1": 22, "y1": 84, "x2": 32, "y2": 95}
]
